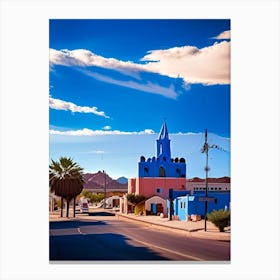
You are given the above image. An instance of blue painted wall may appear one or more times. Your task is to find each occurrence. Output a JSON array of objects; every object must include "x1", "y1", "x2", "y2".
[
  {"x1": 168, "y1": 192, "x2": 230, "y2": 221},
  {"x1": 172, "y1": 190, "x2": 190, "y2": 198}
]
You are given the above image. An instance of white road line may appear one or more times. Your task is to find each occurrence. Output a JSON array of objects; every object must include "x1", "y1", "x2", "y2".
[
  {"x1": 77, "y1": 221, "x2": 204, "y2": 260},
  {"x1": 128, "y1": 237, "x2": 204, "y2": 261},
  {"x1": 77, "y1": 227, "x2": 85, "y2": 235}
]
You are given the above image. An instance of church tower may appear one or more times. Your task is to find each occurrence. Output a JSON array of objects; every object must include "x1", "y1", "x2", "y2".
[
  {"x1": 156, "y1": 121, "x2": 171, "y2": 162},
  {"x1": 138, "y1": 121, "x2": 186, "y2": 178}
]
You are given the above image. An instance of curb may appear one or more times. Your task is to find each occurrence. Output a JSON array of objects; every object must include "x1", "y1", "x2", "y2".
[{"x1": 115, "y1": 213, "x2": 230, "y2": 241}]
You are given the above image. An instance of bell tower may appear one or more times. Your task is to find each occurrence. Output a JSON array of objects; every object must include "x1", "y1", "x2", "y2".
[{"x1": 156, "y1": 121, "x2": 171, "y2": 161}]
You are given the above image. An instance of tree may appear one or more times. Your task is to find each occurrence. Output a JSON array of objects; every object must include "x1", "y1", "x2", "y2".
[
  {"x1": 49, "y1": 157, "x2": 84, "y2": 218},
  {"x1": 80, "y1": 189, "x2": 93, "y2": 201},
  {"x1": 126, "y1": 194, "x2": 146, "y2": 205}
]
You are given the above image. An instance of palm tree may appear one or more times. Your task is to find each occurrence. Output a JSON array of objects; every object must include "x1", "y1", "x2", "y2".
[{"x1": 49, "y1": 157, "x2": 84, "y2": 218}]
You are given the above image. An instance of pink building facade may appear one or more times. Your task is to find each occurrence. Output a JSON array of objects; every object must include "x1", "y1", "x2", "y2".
[{"x1": 128, "y1": 177, "x2": 187, "y2": 199}]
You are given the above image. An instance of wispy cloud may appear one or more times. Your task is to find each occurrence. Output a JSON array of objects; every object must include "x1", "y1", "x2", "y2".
[
  {"x1": 49, "y1": 97, "x2": 110, "y2": 118},
  {"x1": 50, "y1": 40, "x2": 230, "y2": 86},
  {"x1": 49, "y1": 128, "x2": 155, "y2": 136},
  {"x1": 90, "y1": 150, "x2": 106, "y2": 154},
  {"x1": 79, "y1": 69, "x2": 178, "y2": 99},
  {"x1": 49, "y1": 128, "x2": 229, "y2": 143},
  {"x1": 212, "y1": 30, "x2": 231, "y2": 40}
]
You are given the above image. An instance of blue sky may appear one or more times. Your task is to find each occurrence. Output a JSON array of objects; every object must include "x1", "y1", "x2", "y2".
[{"x1": 49, "y1": 19, "x2": 230, "y2": 179}]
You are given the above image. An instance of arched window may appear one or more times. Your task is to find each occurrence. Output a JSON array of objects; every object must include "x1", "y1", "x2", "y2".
[{"x1": 159, "y1": 166, "x2": 166, "y2": 177}]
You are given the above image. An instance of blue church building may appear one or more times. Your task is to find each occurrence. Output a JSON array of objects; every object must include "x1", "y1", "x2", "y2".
[{"x1": 138, "y1": 121, "x2": 186, "y2": 178}]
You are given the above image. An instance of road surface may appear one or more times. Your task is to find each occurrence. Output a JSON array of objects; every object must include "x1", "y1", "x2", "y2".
[{"x1": 50, "y1": 210, "x2": 230, "y2": 261}]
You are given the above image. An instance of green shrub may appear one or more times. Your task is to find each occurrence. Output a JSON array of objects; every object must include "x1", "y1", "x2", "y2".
[
  {"x1": 134, "y1": 201, "x2": 146, "y2": 215},
  {"x1": 207, "y1": 209, "x2": 230, "y2": 232}
]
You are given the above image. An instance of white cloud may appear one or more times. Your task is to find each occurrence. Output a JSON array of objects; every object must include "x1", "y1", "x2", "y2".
[
  {"x1": 50, "y1": 40, "x2": 230, "y2": 87},
  {"x1": 141, "y1": 41, "x2": 230, "y2": 85},
  {"x1": 90, "y1": 150, "x2": 106, "y2": 154},
  {"x1": 212, "y1": 30, "x2": 231, "y2": 40},
  {"x1": 103, "y1": 125, "x2": 112, "y2": 130},
  {"x1": 79, "y1": 69, "x2": 178, "y2": 99},
  {"x1": 141, "y1": 129, "x2": 155, "y2": 134},
  {"x1": 49, "y1": 97, "x2": 110, "y2": 118},
  {"x1": 49, "y1": 48, "x2": 142, "y2": 73},
  {"x1": 49, "y1": 128, "x2": 155, "y2": 136}
]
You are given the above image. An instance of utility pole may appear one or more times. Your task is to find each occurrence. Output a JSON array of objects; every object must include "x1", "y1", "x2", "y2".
[
  {"x1": 103, "y1": 170, "x2": 106, "y2": 209},
  {"x1": 201, "y1": 129, "x2": 209, "y2": 231},
  {"x1": 201, "y1": 129, "x2": 228, "y2": 231},
  {"x1": 168, "y1": 188, "x2": 173, "y2": 221}
]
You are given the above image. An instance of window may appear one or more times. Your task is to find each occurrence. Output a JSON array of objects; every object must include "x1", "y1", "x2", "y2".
[
  {"x1": 159, "y1": 166, "x2": 166, "y2": 177},
  {"x1": 156, "y1": 188, "x2": 162, "y2": 193},
  {"x1": 144, "y1": 167, "x2": 149, "y2": 175}
]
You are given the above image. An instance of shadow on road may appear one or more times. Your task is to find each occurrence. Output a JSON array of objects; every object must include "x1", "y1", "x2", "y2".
[
  {"x1": 88, "y1": 211, "x2": 115, "y2": 217},
  {"x1": 49, "y1": 220, "x2": 106, "y2": 230},
  {"x1": 50, "y1": 231, "x2": 170, "y2": 261}
]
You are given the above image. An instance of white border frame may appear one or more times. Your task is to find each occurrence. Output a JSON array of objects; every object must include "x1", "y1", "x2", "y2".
[{"x1": 1, "y1": 0, "x2": 279, "y2": 279}]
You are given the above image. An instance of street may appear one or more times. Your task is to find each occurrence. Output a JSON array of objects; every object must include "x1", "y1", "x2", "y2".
[{"x1": 50, "y1": 210, "x2": 230, "y2": 261}]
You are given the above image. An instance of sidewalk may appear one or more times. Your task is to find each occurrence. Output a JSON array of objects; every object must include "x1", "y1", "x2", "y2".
[{"x1": 115, "y1": 212, "x2": 230, "y2": 241}]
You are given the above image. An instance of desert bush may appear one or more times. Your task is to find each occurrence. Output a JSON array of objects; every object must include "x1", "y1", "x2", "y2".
[
  {"x1": 207, "y1": 209, "x2": 230, "y2": 232},
  {"x1": 134, "y1": 201, "x2": 146, "y2": 215}
]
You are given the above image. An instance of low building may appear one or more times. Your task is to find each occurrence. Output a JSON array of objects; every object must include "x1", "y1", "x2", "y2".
[
  {"x1": 145, "y1": 195, "x2": 167, "y2": 216},
  {"x1": 168, "y1": 191, "x2": 230, "y2": 221},
  {"x1": 105, "y1": 195, "x2": 121, "y2": 208},
  {"x1": 186, "y1": 177, "x2": 230, "y2": 193}
]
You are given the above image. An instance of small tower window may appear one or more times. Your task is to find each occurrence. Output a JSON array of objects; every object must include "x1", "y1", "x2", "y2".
[
  {"x1": 159, "y1": 166, "x2": 166, "y2": 177},
  {"x1": 144, "y1": 167, "x2": 149, "y2": 175}
]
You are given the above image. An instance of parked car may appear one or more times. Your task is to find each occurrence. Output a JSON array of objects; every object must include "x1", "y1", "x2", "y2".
[{"x1": 79, "y1": 198, "x2": 89, "y2": 213}]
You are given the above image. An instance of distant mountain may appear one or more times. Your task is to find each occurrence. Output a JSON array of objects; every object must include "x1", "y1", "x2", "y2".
[
  {"x1": 83, "y1": 171, "x2": 128, "y2": 191},
  {"x1": 116, "y1": 176, "x2": 128, "y2": 184}
]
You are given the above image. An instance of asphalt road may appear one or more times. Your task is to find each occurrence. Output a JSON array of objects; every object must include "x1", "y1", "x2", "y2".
[{"x1": 49, "y1": 211, "x2": 230, "y2": 261}]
